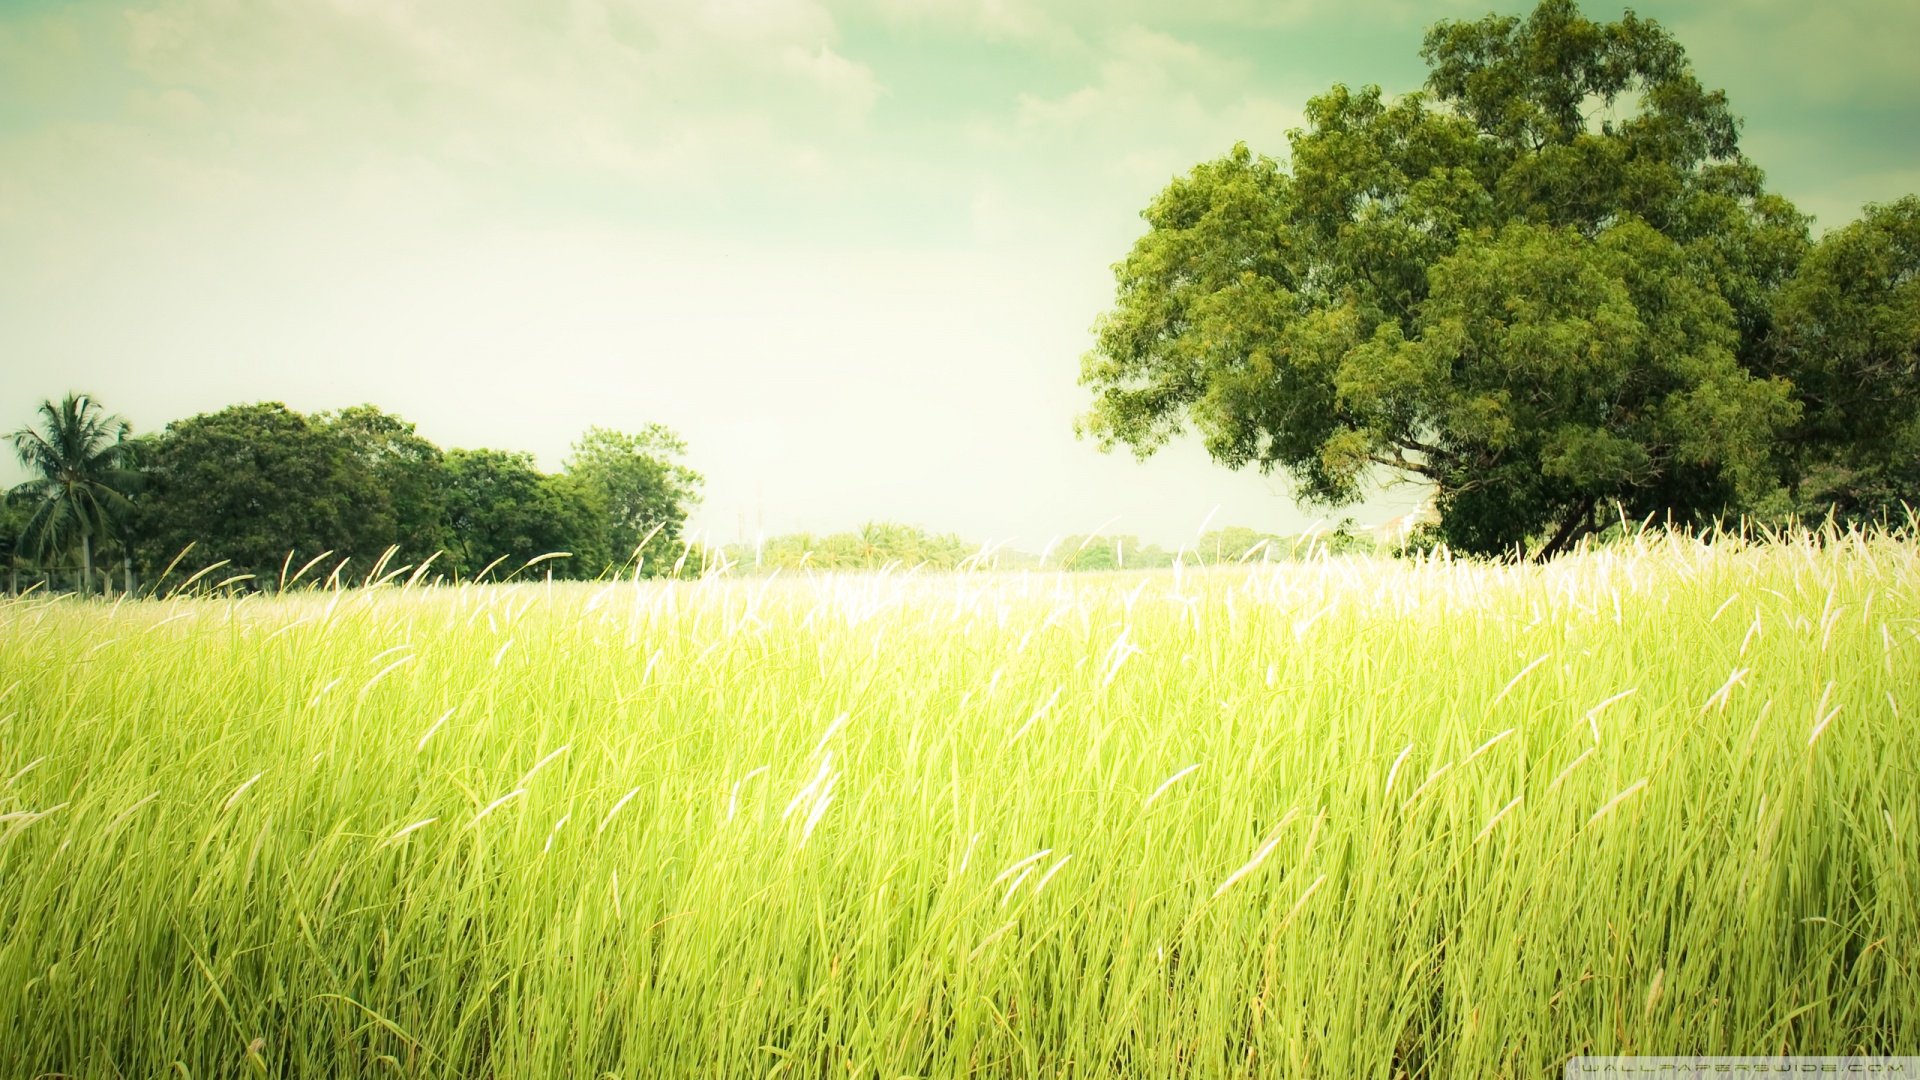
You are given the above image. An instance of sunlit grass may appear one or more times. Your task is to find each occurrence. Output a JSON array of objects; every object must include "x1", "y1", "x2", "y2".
[{"x1": 1, "y1": 530, "x2": 1916, "y2": 1077}]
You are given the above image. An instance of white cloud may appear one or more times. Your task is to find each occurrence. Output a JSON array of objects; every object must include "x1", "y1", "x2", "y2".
[
  {"x1": 145, "y1": 0, "x2": 878, "y2": 161},
  {"x1": 1671, "y1": 0, "x2": 1920, "y2": 106},
  {"x1": 858, "y1": 0, "x2": 1081, "y2": 46},
  {"x1": 2, "y1": 0, "x2": 881, "y2": 219},
  {"x1": 0, "y1": 0, "x2": 894, "y2": 297},
  {"x1": 978, "y1": 24, "x2": 1306, "y2": 191},
  {"x1": 855, "y1": 0, "x2": 1461, "y2": 37}
]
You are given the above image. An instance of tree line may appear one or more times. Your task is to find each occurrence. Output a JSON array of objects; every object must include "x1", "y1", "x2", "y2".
[
  {"x1": 708, "y1": 522, "x2": 1374, "y2": 574},
  {"x1": 1080, "y1": 0, "x2": 1920, "y2": 560},
  {"x1": 3, "y1": 397, "x2": 702, "y2": 596}
]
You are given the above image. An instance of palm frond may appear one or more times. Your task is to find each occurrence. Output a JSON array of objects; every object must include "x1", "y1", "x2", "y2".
[{"x1": 7, "y1": 393, "x2": 140, "y2": 566}]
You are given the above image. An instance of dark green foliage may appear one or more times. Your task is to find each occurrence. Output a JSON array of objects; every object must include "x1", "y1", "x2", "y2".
[
  {"x1": 1079, "y1": 0, "x2": 1837, "y2": 559},
  {"x1": 563, "y1": 426, "x2": 703, "y2": 577},
  {"x1": 322, "y1": 405, "x2": 450, "y2": 570},
  {"x1": 0, "y1": 500, "x2": 28, "y2": 594},
  {"x1": 6, "y1": 393, "x2": 143, "y2": 595},
  {"x1": 441, "y1": 449, "x2": 602, "y2": 581},
  {"x1": 1371, "y1": 220, "x2": 1795, "y2": 556},
  {"x1": 133, "y1": 403, "x2": 380, "y2": 587},
  {"x1": 81, "y1": 399, "x2": 705, "y2": 589},
  {"x1": 1767, "y1": 196, "x2": 1920, "y2": 524}
]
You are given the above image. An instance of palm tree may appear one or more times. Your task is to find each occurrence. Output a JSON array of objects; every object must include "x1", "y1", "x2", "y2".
[{"x1": 8, "y1": 393, "x2": 141, "y2": 598}]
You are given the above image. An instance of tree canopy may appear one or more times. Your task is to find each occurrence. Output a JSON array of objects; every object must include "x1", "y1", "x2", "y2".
[
  {"x1": 135, "y1": 403, "x2": 379, "y2": 587},
  {"x1": 7, "y1": 393, "x2": 142, "y2": 595},
  {"x1": 563, "y1": 425, "x2": 703, "y2": 576},
  {"x1": 1766, "y1": 196, "x2": 1920, "y2": 524},
  {"x1": 29, "y1": 398, "x2": 709, "y2": 592},
  {"x1": 441, "y1": 448, "x2": 604, "y2": 581},
  {"x1": 323, "y1": 404, "x2": 450, "y2": 570},
  {"x1": 1079, "y1": 0, "x2": 1900, "y2": 558}
]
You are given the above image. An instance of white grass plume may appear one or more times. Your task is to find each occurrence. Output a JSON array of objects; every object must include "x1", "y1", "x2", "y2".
[
  {"x1": 1009, "y1": 688, "x2": 1060, "y2": 746},
  {"x1": 1461, "y1": 728, "x2": 1515, "y2": 767},
  {"x1": 782, "y1": 754, "x2": 834, "y2": 821},
  {"x1": 727, "y1": 765, "x2": 770, "y2": 823},
  {"x1": 387, "y1": 818, "x2": 438, "y2": 844},
  {"x1": 417, "y1": 708, "x2": 455, "y2": 752},
  {"x1": 1546, "y1": 747, "x2": 1595, "y2": 796},
  {"x1": 1030, "y1": 855, "x2": 1074, "y2": 898},
  {"x1": 1278, "y1": 873, "x2": 1328, "y2": 930},
  {"x1": 1808, "y1": 682, "x2": 1843, "y2": 747},
  {"x1": 1212, "y1": 808, "x2": 1300, "y2": 899},
  {"x1": 598, "y1": 787, "x2": 643, "y2": 834},
  {"x1": 221, "y1": 773, "x2": 264, "y2": 813},
  {"x1": 1701, "y1": 668, "x2": 1750, "y2": 713},
  {"x1": 1585, "y1": 778, "x2": 1649, "y2": 829},
  {"x1": 1400, "y1": 764, "x2": 1453, "y2": 813},
  {"x1": 516, "y1": 744, "x2": 572, "y2": 788},
  {"x1": 1583, "y1": 688, "x2": 1636, "y2": 744},
  {"x1": 6, "y1": 756, "x2": 45, "y2": 788},
  {"x1": 1383, "y1": 744, "x2": 1414, "y2": 800},
  {"x1": 1487, "y1": 654, "x2": 1551, "y2": 712},
  {"x1": 544, "y1": 813, "x2": 571, "y2": 854},
  {"x1": 105, "y1": 792, "x2": 159, "y2": 834},
  {"x1": 991, "y1": 848, "x2": 1054, "y2": 886},
  {"x1": 358, "y1": 655, "x2": 414, "y2": 700},
  {"x1": 1474, "y1": 795, "x2": 1524, "y2": 844},
  {"x1": 799, "y1": 772, "x2": 837, "y2": 847},
  {"x1": 1000, "y1": 864, "x2": 1038, "y2": 907},
  {"x1": 809, "y1": 713, "x2": 850, "y2": 761},
  {"x1": 469, "y1": 789, "x2": 525, "y2": 827},
  {"x1": 1143, "y1": 764, "x2": 1201, "y2": 808},
  {"x1": 957, "y1": 831, "x2": 983, "y2": 875}
]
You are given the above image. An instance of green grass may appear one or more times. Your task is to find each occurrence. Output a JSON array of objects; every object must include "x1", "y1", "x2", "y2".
[{"x1": 1, "y1": 531, "x2": 1916, "y2": 1077}]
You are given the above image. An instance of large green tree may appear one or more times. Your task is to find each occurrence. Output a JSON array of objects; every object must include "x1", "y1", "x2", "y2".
[
  {"x1": 441, "y1": 448, "x2": 603, "y2": 581},
  {"x1": 322, "y1": 404, "x2": 450, "y2": 569},
  {"x1": 134, "y1": 402, "x2": 384, "y2": 587},
  {"x1": 7, "y1": 393, "x2": 143, "y2": 596},
  {"x1": 1079, "y1": 0, "x2": 1811, "y2": 558},
  {"x1": 1765, "y1": 196, "x2": 1920, "y2": 524},
  {"x1": 562, "y1": 425, "x2": 703, "y2": 577}
]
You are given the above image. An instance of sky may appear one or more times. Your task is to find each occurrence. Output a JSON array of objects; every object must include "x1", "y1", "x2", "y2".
[{"x1": 3, "y1": 0, "x2": 1917, "y2": 549}]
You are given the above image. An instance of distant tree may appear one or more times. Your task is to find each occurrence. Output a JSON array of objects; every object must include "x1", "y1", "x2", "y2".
[
  {"x1": 562, "y1": 426, "x2": 703, "y2": 577},
  {"x1": 1195, "y1": 526, "x2": 1279, "y2": 564},
  {"x1": 1766, "y1": 196, "x2": 1920, "y2": 524},
  {"x1": 134, "y1": 402, "x2": 383, "y2": 588},
  {"x1": 1048, "y1": 534, "x2": 1174, "y2": 570},
  {"x1": 1078, "y1": 0, "x2": 1808, "y2": 559},
  {"x1": 7, "y1": 393, "x2": 142, "y2": 597},
  {"x1": 733, "y1": 523, "x2": 973, "y2": 572},
  {"x1": 441, "y1": 449, "x2": 600, "y2": 580},
  {"x1": 541, "y1": 470, "x2": 612, "y2": 578},
  {"x1": 322, "y1": 405, "x2": 450, "y2": 568},
  {"x1": 1061, "y1": 540, "x2": 1116, "y2": 572}
]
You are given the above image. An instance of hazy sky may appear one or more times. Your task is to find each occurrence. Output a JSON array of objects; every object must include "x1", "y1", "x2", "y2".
[{"x1": 4, "y1": 0, "x2": 1917, "y2": 548}]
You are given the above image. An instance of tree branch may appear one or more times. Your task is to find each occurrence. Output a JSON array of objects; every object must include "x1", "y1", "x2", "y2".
[
  {"x1": 1392, "y1": 436, "x2": 1450, "y2": 461},
  {"x1": 1534, "y1": 495, "x2": 1598, "y2": 563},
  {"x1": 1367, "y1": 453, "x2": 1440, "y2": 480}
]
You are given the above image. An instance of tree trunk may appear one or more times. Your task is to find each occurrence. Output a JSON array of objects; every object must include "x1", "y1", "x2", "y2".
[
  {"x1": 1534, "y1": 496, "x2": 1598, "y2": 563},
  {"x1": 81, "y1": 534, "x2": 93, "y2": 599},
  {"x1": 125, "y1": 558, "x2": 134, "y2": 597}
]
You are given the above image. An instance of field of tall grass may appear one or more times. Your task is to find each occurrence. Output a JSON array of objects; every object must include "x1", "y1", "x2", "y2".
[{"x1": 1, "y1": 530, "x2": 1915, "y2": 1078}]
